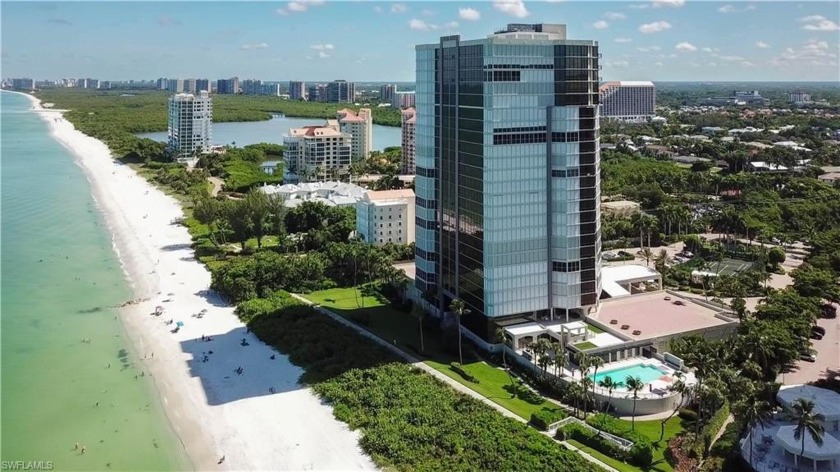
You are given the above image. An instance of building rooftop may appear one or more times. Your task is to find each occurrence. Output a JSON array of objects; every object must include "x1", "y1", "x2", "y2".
[
  {"x1": 289, "y1": 125, "x2": 344, "y2": 138},
  {"x1": 592, "y1": 292, "x2": 732, "y2": 342},
  {"x1": 599, "y1": 81, "x2": 655, "y2": 90},
  {"x1": 364, "y1": 189, "x2": 415, "y2": 201}
]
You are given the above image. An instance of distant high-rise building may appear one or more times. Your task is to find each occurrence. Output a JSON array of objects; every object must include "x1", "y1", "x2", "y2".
[
  {"x1": 283, "y1": 123, "x2": 352, "y2": 181},
  {"x1": 216, "y1": 77, "x2": 240, "y2": 94},
  {"x1": 392, "y1": 91, "x2": 415, "y2": 109},
  {"x1": 195, "y1": 79, "x2": 211, "y2": 93},
  {"x1": 167, "y1": 91, "x2": 213, "y2": 161},
  {"x1": 308, "y1": 84, "x2": 328, "y2": 102},
  {"x1": 183, "y1": 78, "x2": 197, "y2": 94},
  {"x1": 289, "y1": 81, "x2": 306, "y2": 100},
  {"x1": 241, "y1": 79, "x2": 262, "y2": 95},
  {"x1": 327, "y1": 80, "x2": 355, "y2": 103},
  {"x1": 262, "y1": 83, "x2": 281, "y2": 96},
  {"x1": 77, "y1": 78, "x2": 100, "y2": 89},
  {"x1": 10, "y1": 78, "x2": 35, "y2": 90},
  {"x1": 788, "y1": 90, "x2": 811, "y2": 105},
  {"x1": 414, "y1": 23, "x2": 602, "y2": 339},
  {"x1": 400, "y1": 107, "x2": 416, "y2": 174},
  {"x1": 599, "y1": 81, "x2": 656, "y2": 122},
  {"x1": 337, "y1": 108, "x2": 373, "y2": 161},
  {"x1": 157, "y1": 78, "x2": 169, "y2": 90},
  {"x1": 167, "y1": 78, "x2": 185, "y2": 93},
  {"x1": 380, "y1": 84, "x2": 397, "y2": 104}
]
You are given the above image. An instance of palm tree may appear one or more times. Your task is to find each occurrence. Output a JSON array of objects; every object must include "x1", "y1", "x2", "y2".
[
  {"x1": 533, "y1": 338, "x2": 553, "y2": 378},
  {"x1": 625, "y1": 376, "x2": 645, "y2": 431},
  {"x1": 659, "y1": 372, "x2": 690, "y2": 441},
  {"x1": 598, "y1": 376, "x2": 621, "y2": 413},
  {"x1": 733, "y1": 394, "x2": 774, "y2": 468},
  {"x1": 580, "y1": 377, "x2": 595, "y2": 419},
  {"x1": 449, "y1": 298, "x2": 470, "y2": 365},
  {"x1": 786, "y1": 398, "x2": 826, "y2": 467},
  {"x1": 641, "y1": 247, "x2": 653, "y2": 267},
  {"x1": 411, "y1": 303, "x2": 426, "y2": 353},
  {"x1": 553, "y1": 342, "x2": 567, "y2": 377},
  {"x1": 495, "y1": 327, "x2": 509, "y2": 368},
  {"x1": 589, "y1": 356, "x2": 605, "y2": 408}
]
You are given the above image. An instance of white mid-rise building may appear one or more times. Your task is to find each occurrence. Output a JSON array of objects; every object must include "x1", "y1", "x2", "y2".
[
  {"x1": 789, "y1": 90, "x2": 812, "y2": 105},
  {"x1": 283, "y1": 124, "x2": 353, "y2": 181},
  {"x1": 167, "y1": 91, "x2": 213, "y2": 161},
  {"x1": 337, "y1": 108, "x2": 373, "y2": 161},
  {"x1": 401, "y1": 107, "x2": 416, "y2": 174},
  {"x1": 380, "y1": 84, "x2": 397, "y2": 104},
  {"x1": 599, "y1": 81, "x2": 656, "y2": 122},
  {"x1": 356, "y1": 189, "x2": 416, "y2": 245}
]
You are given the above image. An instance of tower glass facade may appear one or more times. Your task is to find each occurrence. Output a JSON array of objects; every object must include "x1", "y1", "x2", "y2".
[{"x1": 415, "y1": 24, "x2": 601, "y2": 339}]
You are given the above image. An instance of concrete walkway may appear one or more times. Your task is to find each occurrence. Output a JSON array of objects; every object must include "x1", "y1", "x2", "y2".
[
  {"x1": 207, "y1": 176, "x2": 224, "y2": 197},
  {"x1": 291, "y1": 293, "x2": 618, "y2": 472}
]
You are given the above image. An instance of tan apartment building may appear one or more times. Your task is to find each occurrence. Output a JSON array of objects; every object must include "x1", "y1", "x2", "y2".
[
  {"x1": 336, "y1": 108, "x2": 373, "y2": 161},
  {"x1": 283, "y1": 124, "x2": 352, "y2": 181},
  {"x1": 401, "y1": 107, "x2": 416, "y2": 174}
]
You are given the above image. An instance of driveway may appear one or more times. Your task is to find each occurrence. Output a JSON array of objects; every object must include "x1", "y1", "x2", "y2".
[{"x1": 779, "y1": 313, "x2": 840, "y2": 385}]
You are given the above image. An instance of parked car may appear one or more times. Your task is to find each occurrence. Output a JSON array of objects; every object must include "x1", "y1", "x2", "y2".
[
  {"x1": 800, "y1": 351, "x2": 817, "y2": 362},
  {"x1": 618, "y1": 251, "x2": 632, "y2": 258},
  {"x1": 812, "y1": 326, "x2": 826, "y2": 336},
  {"x1": 604, "y1": 252, "x2": 617, "y2": 259},
  {"x1": 810, "y1": 331, "x2": 824, "y2": 341},
  {"x1": 820, "y1": 304, "x2": 837, "y2": 319}
]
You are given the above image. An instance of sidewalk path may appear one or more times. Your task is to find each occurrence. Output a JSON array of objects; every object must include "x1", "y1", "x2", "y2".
[{"x1": 291, "y1": 293, "x2": 617, "y2": 472}]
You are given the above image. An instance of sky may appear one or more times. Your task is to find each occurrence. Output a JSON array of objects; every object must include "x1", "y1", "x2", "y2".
[{"x1": 1, "y1": 1, "x2": 839, "y2": 82}]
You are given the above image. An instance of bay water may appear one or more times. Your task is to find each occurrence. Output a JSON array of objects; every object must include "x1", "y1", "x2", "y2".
[{"x1": 1, "y1": 91, "x2": 188, "y2": 470}]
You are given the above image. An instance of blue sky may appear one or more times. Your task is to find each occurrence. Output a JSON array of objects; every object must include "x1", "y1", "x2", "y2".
[{"x1": 2, "y1": 1, "x2": 838, "y2": 82}]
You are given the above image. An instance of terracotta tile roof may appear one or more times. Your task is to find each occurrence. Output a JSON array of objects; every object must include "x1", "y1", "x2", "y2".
[{"x1": 366, "y1": 189, "x2": 415, "y2": 201}]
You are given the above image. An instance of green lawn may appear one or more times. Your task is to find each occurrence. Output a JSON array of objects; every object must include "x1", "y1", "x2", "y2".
[
  {"x1": 425, "y1": 359, "x2": 566, "y2": 421},
  {"x1": 574, "y1": 341, "x2": 598, "y2": 350},
  {"x1": 581, "y1": 416, "x2": 686, "y2": 472},
  {"x1": 587, "y1": 324, "x2": 606, "y2": 334}
]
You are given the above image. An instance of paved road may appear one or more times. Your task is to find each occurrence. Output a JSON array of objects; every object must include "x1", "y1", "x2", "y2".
[
  {"x1": 208, "y1": 177, "x2": 224, "y2": 197},
  {"x1": 779, "y1": 313, "x2": 840, "y2": 385}
]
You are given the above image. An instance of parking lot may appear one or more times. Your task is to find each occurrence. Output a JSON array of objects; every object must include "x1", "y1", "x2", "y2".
[{"x1": 779, "y1": 312, "x2": 840, "y2": 385}]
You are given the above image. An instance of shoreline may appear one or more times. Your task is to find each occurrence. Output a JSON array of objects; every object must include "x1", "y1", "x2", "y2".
[{"x1": 11, "y1": 90, "x2": 376, "y2": 471}]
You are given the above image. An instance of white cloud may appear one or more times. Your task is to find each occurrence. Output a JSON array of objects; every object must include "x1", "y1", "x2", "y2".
[
  {"x1": 755, "y1": 41, "x2": 770, "y2": 48},
  {"x1": 718, "y1": 4, "x2": 734, "y2": 13},
  {"x1": 614, "y1": 37, "x2": 633, "y2": 43},
  {"x1": 718, "y1": 54, "x2": 744, "y2": 62},
  {"x1": 240, "y1": 42, "x2": 269, "y2": 50},
  {"x1": 638, "y1": 20, "x2": 672, "y2": 33},
  {"x1": 636, "y1": 46, "x2": 661, "y2": 52},
  {"x1": 421, "y1": 9, "x2": 435, "y2": 16},
  {"x1": 408, "y1": 18, "x2": 458, "y2": 31},
  {"x1": 798, "y1": 15, "x2": 840, "y2": 31},
  {"x1": 373, "y1": 5, "x2": 383, "y2": 13},
  {"x1": 409, "y1": 18, "x2": 433, "y2": 31},
  {"x1": 603, "y1": 11, "x2": 626, "y2": 20},
  {"x1": 629, "y1": 3, "x2": 649, "y2": 9},
  {"x1": 706, "y1": 62, "x2": 718, "y2": 67},
  {"x1": 309, "y1": 44, "x2": 334, "y2": 50},
  {"x1": 741, "y1": 61, "x2": 756, "y2": 67},
  {"x1": 391, "y1": 3, "x2": 407, "y2": 13},
  {"x1": 769, "y1": 39, "x2": 838, "y2": 68},
  {"x1": 493, "y1": 0, "x2": 529, "y2": 18},
  {"x1": 652, "y1": 0, "x2": 685, "y2": 8},
  {"x1": 675, "y1": 41, "x2": 697, "y2": 51},
  {"x1": 654, "y1": 61, "x2": 664, "y2": 66},
  {"x1": 701, "y1": 47, "x2": 713, "y2": 52},
  {"x1": 459, "y1": 7, "x2": 481, "y2": 21},
  {"x1": 279, "y1": 0, "x2": 325, "y2": 15},
  {"x1": 605, "y1": 60, "x2": 630, "y2": 67},
  {"x1": 317, "y1": 51, "x2": 330, "y2": 59},
  {"x1": 593, "y1": 20, "x2": 609, "y2": 29}
]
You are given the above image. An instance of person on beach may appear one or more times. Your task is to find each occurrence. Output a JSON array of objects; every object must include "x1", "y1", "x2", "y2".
[
  {"x1": 218, "y1": 455, "x2": 225, "y2": 464},
  {"x1": 81, "y1": 446, "x2": 86, "y2": 455},
  {"x1": 74, "y1": 443, "x2": 79, "y2": 450}
]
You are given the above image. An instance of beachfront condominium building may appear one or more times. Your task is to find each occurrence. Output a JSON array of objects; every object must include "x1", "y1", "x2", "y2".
[
  {"x1": 167, "y1": 78, "x2": 185, "y2": 93},
  {"x1": 10, "y1": 78, "x2": 35, "y2": 90},
  {"x1": 327, "y1": 80, "x2": 356, "y2": 103},
  {"x1": 216, "y1": 77, "x2": 240, "y2": 95},
  {"x1": 289, "y1": 81, "x2": 306, "y2": 100},
  {"x1": 195, "y1": 79, "x2": 211, "y2": 93},
  {"x1": 414, "y1": 23, "x2": 602, "y2": 339},
  {"x1": 157, "y1": 77, "x2": 169, "y2": 90},
  {"x1": 283, "y1": 124, "x2": 352, "y2": 181},
  {"x1": 599, "y1": 81, "x2": 655, "y2": 123},
  {"x1": 356, "y1": 189, "x2": 417, "y2": 245},
  {"x1": 308, "y1": 84, "x2": 328, "y2": 102},
  {"x1": 183, "y1": 79, "x2": 197, "y2": 94},
  {"x1": 392, "y1": 91, "x2": 416, "y2": 109},
  {"x1": 167, "y1": 91, "x2": 213, "y2": 161},
  {"x1": 337, "y1": 108, "x2": 373, "y2": 160},
  {"x1": 401, "y1": 107, "x2": 417, "y2": 174},
  {"x1": 380, "y1": 84, "x2": 397, "y2": 104}
]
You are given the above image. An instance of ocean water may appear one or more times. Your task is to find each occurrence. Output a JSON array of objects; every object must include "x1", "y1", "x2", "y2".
[
  {"x1": 137, "y1": 114, "x2": 402, "y2": 151},
  {"x1": 0, "y1": 91, "x2": 187, "y2": 470}
]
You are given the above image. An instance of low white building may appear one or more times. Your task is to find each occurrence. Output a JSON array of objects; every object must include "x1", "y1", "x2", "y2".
[
  {"x1": 356, "y1": 189, "x2": 416, "y2": 245},
  {"x1": 261, "y1": 181, "x2": 366, "y2": 208}
]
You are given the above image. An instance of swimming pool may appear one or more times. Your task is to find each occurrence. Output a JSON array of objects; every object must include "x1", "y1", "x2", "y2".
[{"x1": 589, "y1": 363, "x2": 669, "y2": 385}]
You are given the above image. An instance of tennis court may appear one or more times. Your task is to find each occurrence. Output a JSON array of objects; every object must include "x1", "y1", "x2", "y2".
[{"x1": 715, "y1": 258, "x2": 756, "y2": 276}]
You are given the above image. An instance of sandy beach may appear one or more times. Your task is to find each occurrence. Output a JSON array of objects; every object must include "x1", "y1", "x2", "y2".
[{"x1": 17, "y1": 91, "x2": 376, "y2": 471}]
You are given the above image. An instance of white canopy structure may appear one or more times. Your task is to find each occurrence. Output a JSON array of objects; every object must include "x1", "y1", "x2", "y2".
[
  {"x1": 777, "y1": 385, "x2": 840, "y2": 431},
  {"x1": 775, "y1": 425, "x2": 840, "y2": 469}
]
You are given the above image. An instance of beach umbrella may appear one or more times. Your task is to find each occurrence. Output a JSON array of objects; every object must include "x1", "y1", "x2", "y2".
[
  {"x1": 155, "y1": 305, "x2": 164, "y2": 311},
  {"x1": 176, "y1": 321, "x2": 184, "y2": 327},
  {"x1": 201, "y1": 309, "x2": 208, "y2": 313}
]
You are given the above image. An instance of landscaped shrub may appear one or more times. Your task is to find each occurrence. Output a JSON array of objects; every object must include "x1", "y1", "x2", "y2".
[
  {"x1": 678, "y1": 408, "x2": 698, "y2": 422},
  {"x1": 709, "y1": 419, "x2": 743, "y2": 457},
  {"x1": 585, "y1": 414, "x2": 654, "y2": 467},
  {"x1": 694, "y1": 401, "x2": 730, "y2": 458},
  {"x1": 450, "y1": 362, "x2": 480, "y2": 383},
  {"x1": 559, "y1": 423, "x2": 629, "y2": 462},
  {"x1": 530, "y1": 409, "x2": 566, "y2": 431}
]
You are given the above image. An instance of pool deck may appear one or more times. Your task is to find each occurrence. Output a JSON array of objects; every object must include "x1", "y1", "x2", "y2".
[
  {"x1": 591, "y1": 292, "x2": 731, "y2": 341},
  {"x1": 577, "y1": 357, "x2": 696, "y2": 399}
]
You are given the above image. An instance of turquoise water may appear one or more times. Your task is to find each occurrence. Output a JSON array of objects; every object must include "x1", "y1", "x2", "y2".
[
  {"x1": 1, "y1": 91, "x2": 187, "y2": 470},
  {"x1": 590, "y1": 363, "x2": 669, "y2": 385},
  {"x1": 138, "y1": 114, "x2": 401, "y2": 151}
]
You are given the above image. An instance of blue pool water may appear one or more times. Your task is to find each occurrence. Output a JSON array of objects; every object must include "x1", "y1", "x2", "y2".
[{"x1": 590, "y1": 363, "x2": 669, "y2": 385}]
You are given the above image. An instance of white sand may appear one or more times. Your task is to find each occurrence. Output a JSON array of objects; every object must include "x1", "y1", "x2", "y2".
[{"x1": 16, "y1": 91, "x2": 376, "y2": 471}]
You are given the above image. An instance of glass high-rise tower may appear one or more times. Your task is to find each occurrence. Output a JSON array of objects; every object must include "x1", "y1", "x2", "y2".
[{"x1": 414, "y1": 24, "x2": 602, "y2": 339}]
